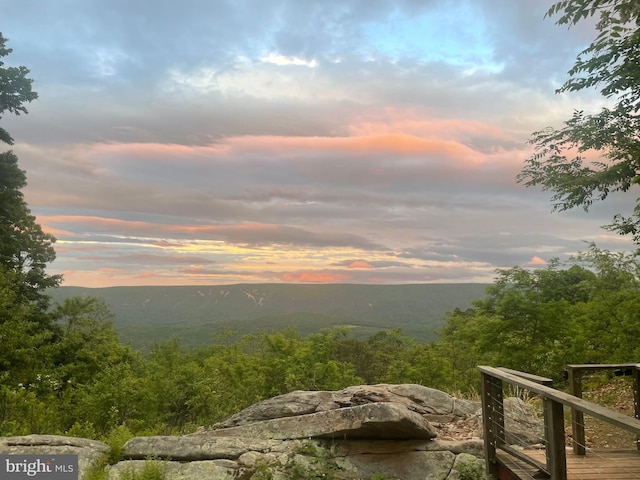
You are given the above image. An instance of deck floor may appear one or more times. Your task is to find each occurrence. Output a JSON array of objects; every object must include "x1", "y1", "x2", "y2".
[{"x1": 498, "y1": 449, "x2": 640, "y2": 480}]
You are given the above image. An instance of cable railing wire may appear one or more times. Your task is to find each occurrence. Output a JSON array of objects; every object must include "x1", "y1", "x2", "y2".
[
  {"x1": 484, "y1": 405, "x2": 640, "y2": 480},
  {"x1": 479, "y1": 367, "x2": 640, "y2": 480}
]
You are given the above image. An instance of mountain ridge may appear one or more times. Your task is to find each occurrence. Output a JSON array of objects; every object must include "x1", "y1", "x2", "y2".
[{"x1": 47, "y1": 283, "x2": 489, "y2": 348}]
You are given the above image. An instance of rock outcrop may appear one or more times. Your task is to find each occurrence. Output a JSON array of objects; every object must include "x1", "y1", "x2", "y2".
[
  {"x1": 0, "y1": 384, "x2": 545, "y2": 480},
  {"x1": 216, "y1": 384, "x2": 480, "y2": 428},
  {"x1": 0, "y1": 434, "x2": 109, "y2": 476}
]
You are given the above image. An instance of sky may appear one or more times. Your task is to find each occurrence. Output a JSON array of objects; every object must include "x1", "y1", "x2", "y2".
[{"x1": 1, "y1": 0, "x2": 635, "y2": 287}]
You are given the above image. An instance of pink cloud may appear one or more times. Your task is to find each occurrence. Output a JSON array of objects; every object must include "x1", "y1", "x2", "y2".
[
  {"x1": 135, "y1": 272, "x2": 156, "y2": 279},
  {"x1": 347, "y1": 108, "x2": 514, "y2": 142},
  {"x1": 279, "y1": 271, "x2": 352, "y2": 283},
  {"x1": 348, "y1": 260, "x2": 373, "y2": 269},
  {"x1": 82, "y1": 126, "x2": 506, "y2": 167},
  {"x1": 525, "y1": 256, "x2": 547, "y2": 266}
]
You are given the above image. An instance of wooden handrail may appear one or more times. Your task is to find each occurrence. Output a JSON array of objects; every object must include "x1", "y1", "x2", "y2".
[
  {"x1": 478, "y1": 365, "x2": 640, "y2": 480},
  {"x1": 479, "y1": 366, "x2": 640, "y2": 436},
  {"x1": 497, "y1": 367, "x2": 554, "y2": 386}
]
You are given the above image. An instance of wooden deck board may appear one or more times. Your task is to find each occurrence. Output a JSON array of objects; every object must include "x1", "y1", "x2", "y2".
[{"x1": 497, "y1": 449, "x2": 640, "y2": 480}]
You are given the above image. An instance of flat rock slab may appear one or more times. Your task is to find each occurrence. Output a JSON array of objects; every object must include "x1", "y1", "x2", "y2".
[{"x1": 208, "y1": 402, "x2": 437, "y2": 440}]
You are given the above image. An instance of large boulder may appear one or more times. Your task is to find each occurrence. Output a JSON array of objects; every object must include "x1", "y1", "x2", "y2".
[
  {"x1": 0, "y1": 435, "x2": 109, "y2": 480},
  {"x1": 503, "y1": 397, "x2": 545, "y2": 445},
  {"x1": 218, "y1": 383, "x2": 480, "y2": 428}
]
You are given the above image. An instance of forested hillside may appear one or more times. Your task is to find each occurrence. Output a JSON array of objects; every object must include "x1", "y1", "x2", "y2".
[{"x1": 46, "y1": 283, "x2": 488, "y2": 348}]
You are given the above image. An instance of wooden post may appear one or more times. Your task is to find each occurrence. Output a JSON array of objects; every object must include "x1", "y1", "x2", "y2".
[
  {"x1": 544, "y1": 398, "x2": 567, "y2": 480},
  {"x1": 567, "y1": 366, "x2": 586, "y2": 455},
  {"x1": 481, "y1": 371, "x2": 504, "y2": 478},
  {"x1": 633, "y1": 365, "x2": 640, "y2": 451}
]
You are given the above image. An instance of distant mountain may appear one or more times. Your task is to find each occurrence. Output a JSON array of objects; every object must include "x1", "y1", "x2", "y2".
[{"x1": 47, "y1": 284, "x2": 488, "y2": 349}]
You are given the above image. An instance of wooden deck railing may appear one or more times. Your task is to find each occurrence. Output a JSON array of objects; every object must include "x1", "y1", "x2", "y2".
[
  {"x1": 565, "y1": 363, "x2": 640, "y2": 454},
  {"x1": 478, "y1": 365, "x2": 640, "y2": 480}
]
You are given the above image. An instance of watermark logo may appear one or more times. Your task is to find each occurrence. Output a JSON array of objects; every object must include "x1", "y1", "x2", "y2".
[{"x1": 0, "y1": 455, "x2": 77, "y2": 479}]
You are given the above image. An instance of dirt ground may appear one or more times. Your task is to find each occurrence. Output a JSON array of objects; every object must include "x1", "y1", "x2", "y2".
[{"x1": 567, "y1": 375, "x2": 637, "y2": 450}]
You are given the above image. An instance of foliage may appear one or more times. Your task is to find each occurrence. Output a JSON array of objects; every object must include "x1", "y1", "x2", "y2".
[
  {"x1": 451, "y1": 458, "x2": 493, "y2": 480},
  {"x1": 0, "y1": 152, "x2": 60, "y2": 305},
  {"x1": 119, "y1": 459, "x2": 166, "y2": 480},
  {"x1": 0, "y1": 34, "x2": 59, "y2": 304},
  {"x1": 0, "y1": 35, "x2": 68, "y2": 434},
  {"x1": 439, "y1": 245, "x2": 640, "y2": 384},
  {"x1": 0, "y1": 33, "x2": 38, "y2": 145},
  {"x1": 83, "y1": 455, "x2": 110, "y2": 480},
  {"x1": 519, "y1": 1, "x2": 640, "y2": 243}
]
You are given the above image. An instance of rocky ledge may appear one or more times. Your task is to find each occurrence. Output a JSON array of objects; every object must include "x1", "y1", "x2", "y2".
[{"x1": 0, "y1": 384, "x2": 544, "y2": 480}]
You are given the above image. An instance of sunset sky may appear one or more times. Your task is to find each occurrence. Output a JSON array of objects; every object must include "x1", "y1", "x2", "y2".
[{"x1": 1, "y1": 0, "x2": 634, "y2": 287}]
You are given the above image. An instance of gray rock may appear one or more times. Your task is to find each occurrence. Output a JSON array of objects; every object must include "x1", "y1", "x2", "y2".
[
  {"x1": 453, "y1": 397, "x2": 481, "y2": 417},
  {"x1": 219, "y1": 390, "x2": 337, "y2": 427},
  {"x1": 217, "y1": 384, "x2": 478, "y2": 429},
  {"x1": 504, "y1": 397, "x2": 545, "y2": 445},
  {"x1": 123, "y1": 434, "x2": 284, "y2": 460},
  {"x1": 471, "y1": 396, "x2": 545, "y2": 446},
  {"x1": 210, "y1": 402, "x2": 437, "y2": 440},
  {"x1": 344, "y1": 449, "x2": 457, "y2": 480},
  {"x1": 0, "y1": 435, "x2": 109, "y2": 480},
  {"x1": 334, "y1": 438, "x2": 483, "y2": 457},
  {"x1": 386, "y1": 384, "x2": 455, "y2": 414}
]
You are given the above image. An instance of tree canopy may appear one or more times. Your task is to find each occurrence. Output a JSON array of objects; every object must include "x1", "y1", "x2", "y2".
[
  {"x1": 439, "y1": 245, "x2": 640, "y2": 381},
  {"x1": 0, "y1": 33, "x2": 37, "y2": 146},
  {"x1": 0, "y1": 33, "x2": 59, "y2": 305},
  {"x1": 518, "y1": 0, "x2": 640, "y2": 243}
]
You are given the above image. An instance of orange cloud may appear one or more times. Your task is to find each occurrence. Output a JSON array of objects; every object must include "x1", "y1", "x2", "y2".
[
  {"x1": 226, "y1": 134, "x2": 480, "y2": 161},
  {"x1": 38, "y1": 221, "x2": 76, "y2": 238},
  {"x1": 279, "y1": 271, "x2": 352, "y2": 283},
  {"x1": 348, "y1": 260, "x2": 373, "y2": 269},
  {"x1": 135, "y1": 272, "x2": 156, "y2": 279},
  {"x1": 43, "y1": 215, "x2": 285, "y2": 237},
  {"x1": 526, "y1": 256, "x2": 547, "y2": 266},
  {"x1": 87, "y1": 131, "x2": 485, "y2": 164},
  {"x1": 347, "y1": 107, "x2": 512, "y2": 140}
]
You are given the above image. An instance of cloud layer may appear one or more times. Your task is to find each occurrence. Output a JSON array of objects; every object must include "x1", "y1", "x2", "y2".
[{"x1": 1, "y1": 0, "x2": 633, "y2": 286}]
